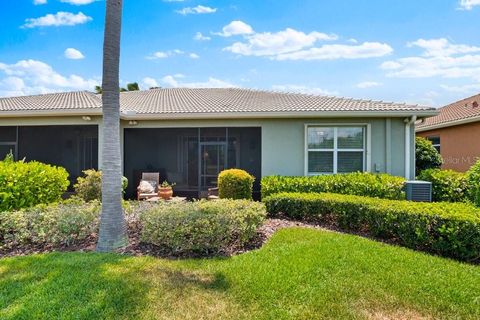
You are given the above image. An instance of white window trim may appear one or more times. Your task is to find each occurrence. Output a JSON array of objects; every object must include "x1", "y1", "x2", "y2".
[{"x1": 304, "y1": 123, "x2": 371, "y2": 176}]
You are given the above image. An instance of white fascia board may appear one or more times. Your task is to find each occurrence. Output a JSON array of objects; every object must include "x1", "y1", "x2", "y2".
[
  {"x1": 0, "y1": 108, "x2": 102, "y2": 118},
  {"x1": 0, "y1": 109, "x2": 438, "y2": 120},
  {"x1": 119, "y1": 110, "x2": 439, "y2": 120}
]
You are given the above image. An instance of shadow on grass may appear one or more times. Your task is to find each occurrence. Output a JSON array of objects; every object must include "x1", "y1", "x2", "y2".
[{"x1": 0, "y1": 252, "x2": 230, "y2": 319}]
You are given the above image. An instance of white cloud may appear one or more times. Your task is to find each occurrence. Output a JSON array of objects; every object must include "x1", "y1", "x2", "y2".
[
  {"x1": 408, "y1": 38, "x2": 480, "y2": 57},
  {"x1": 23, "y1": 12, "x2": 92, "y2": 28},
  {"x1": 458, "y1": 0, "x2": 480, "y2": 10},
  {"x1": 142, "y1": 77, "x2": 159, "y2": 88},
  {"x1": 60, "y1": 0, "x2": 98, "y2": 5},
  {"x1": 440, "y1": 83, "x2": 480, "y2": 93},
  {"x1": 216, "y1": 21, "x2": 254, "y2": 37},
  {"x1": 160, "y1": 74, "x2": 236, "y2": 88},
  {"x1": 0, "y1": 59, "x2": 98, "y2": 97},
  {"x1": 176, "y1": 5, "x2": 217, "y2": 15},
  {"x1": 194, "y1": 32, "x2": 211, "y2": 41},
  {"x1": 225, "y1": 28, "x2": 338, "y2": 57},
  {"x1": 34, "y1": 0, "x2": 47, "y2": 5},
  {"x1": 64, "y1": 48, "x2": 85, "y2": 60},
  {"x1": 275, "y1": 42, "x2": 393, "y2": 61},
  {"x1": 356, "y1": 81, "x2": 383, "y2": 89},
  {"x1": 272, "y1": 84, "x2": 338, "y2": 96},
  {"x1": 220, "y1": 22, "x2": 389, "y2": 61},
  {"x1": 147, "y1": 49, "x2": 199, "y2": 60},
  {"x1": 381, "y1": 38, "x2": 480, "y2": 80}
]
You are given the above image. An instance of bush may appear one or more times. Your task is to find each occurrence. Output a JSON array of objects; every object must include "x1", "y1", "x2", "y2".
[
  {"x1": 0, "y1": 155, "x2": 70, "y2": 212},
  {"x1": 74, "y1": 169, "x2": 128, "y2": 202},
  {"x1": 218, "y1": 169, "x2": 255, "y2": 200},
  {"x1": 140, "y1": 199, "x2": 266, "y2": 255},
  {"x1": 0, "y1": 199, "x2": 100, "y2": 249},
  {"x1": 466, "y1": 159, "x2": 480, "y2": 207},
  {"x1": 261, "y1": 172, "x2": 405, "y2": 200},
  {"x1": 416, "y1": 137, "x2": 443, "y2": 176},
  {"x1": 264, "y1": 192, "x2": 480, "y2": 262},
  {"x1": 417, "y1": 169, "x2": 468, "y2": 202}
]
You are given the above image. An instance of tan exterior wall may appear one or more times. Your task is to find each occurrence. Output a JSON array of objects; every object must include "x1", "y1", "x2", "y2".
[{"x1": 417, "y1": 121, "x2": 480, "y2": 172}]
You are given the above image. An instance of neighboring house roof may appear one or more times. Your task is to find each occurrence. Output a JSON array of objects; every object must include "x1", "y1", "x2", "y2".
[
  {"x1": 416, "y1": 93, "x2": 480, "y2": 132},
  {"x1": 0, "y1": 88, "x2": 437, "y2": 119}
]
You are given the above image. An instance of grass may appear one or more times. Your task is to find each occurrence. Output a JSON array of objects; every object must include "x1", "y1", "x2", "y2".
[{"x1": 0, "y1": 228, "x2": 479, "y2": 319}]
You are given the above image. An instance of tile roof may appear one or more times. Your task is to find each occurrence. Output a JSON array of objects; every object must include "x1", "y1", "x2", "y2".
[
  {"x1": 416, "y1": 93, "x2": 480, "y2": 131},
  {"x1": 0, "y1": 91, "x2": 101, "y2": 112},
  {"x1": 0, "y1": 88, "x2": 435, "y2": 117}
]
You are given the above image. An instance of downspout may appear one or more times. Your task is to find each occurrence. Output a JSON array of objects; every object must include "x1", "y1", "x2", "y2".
[{"x1": 404, "y1": 115, "x2": 417, "y2": 180}]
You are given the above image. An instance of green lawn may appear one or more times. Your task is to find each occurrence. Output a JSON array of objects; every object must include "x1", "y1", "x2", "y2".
[{"x1": 1, "y1": 228, "x2": 479, "y2": 320}]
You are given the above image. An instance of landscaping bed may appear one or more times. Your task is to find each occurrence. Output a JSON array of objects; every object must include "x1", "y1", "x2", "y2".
[
  {"x1": 0, "y1": 199, "x2": 270, "y2": 258},
  {"x1": 264, "y1": 192, "x2": 480, "y2": 262}
]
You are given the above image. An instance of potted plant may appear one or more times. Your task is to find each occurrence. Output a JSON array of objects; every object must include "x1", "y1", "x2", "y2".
[{"x1": 158, "y1": 180, "x2": 176, "y2": 200}]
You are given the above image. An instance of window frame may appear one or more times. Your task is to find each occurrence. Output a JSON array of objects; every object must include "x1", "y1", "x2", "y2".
[
  {"x1": 304, "y1": 124, "x2": 371, "y2": 176},
  {"x1": 426, "y1": 136, "x2": 440, "y2": 153}
]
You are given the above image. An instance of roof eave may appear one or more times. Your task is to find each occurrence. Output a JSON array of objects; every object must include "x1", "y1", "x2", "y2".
[
  {"x1": 120, "y1": 110, "x2": 439, "y2": 120},
  {"x1": 416, "y1": 115, "x2": 480, "y2": 132},
  {"x1": 0, "y1": 108, "x2": 438, "y2": 119},
  {"x1": 0, "y1": 108, "x2": 102, "y2": 118}
]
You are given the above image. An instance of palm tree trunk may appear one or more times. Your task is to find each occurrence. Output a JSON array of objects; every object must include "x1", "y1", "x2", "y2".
[{"x1": 97, "y1": 0, "x2": 127, "y2": 252}]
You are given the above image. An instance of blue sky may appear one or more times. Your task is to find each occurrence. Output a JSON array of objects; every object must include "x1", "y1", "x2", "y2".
[{"x1": 0, "y1": 0, "x2": 479, "y2": 107}]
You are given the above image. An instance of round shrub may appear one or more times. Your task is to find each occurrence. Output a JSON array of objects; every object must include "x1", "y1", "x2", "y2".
[
  {"x1": 74, "y1": 169, "x2": 128, "y2": 202},
  {"x1": 466, "y1": 159, "x2": 480, "y2": 207},
  {"x1": 218, "y1": 169, "x2": 255, "y2": 200},
  {"x1": 140, "y1": 199, "x2": 266, "y2": 256},
  {"x1": 415, "y1": 137, "x2": 443, "y2": 176},
  {"x1": 417, "y1": 168, "x2": 468, "y2": 202},
  {"x1": 0, "y1": 156, "x2": 70, "y2": 212}
]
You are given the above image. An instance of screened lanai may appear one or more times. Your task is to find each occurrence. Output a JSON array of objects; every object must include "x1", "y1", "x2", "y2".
[
  {"x1": 0, "y1": 125, "x2": 98, "y2": 187},
  {"x1": 123, "y1": 127, "x2": 261, "y2": 199}
]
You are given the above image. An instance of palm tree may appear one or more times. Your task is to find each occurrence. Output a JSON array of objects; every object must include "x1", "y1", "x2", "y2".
[{"x1": 97, "y1": 0, "x2": 127, "y2": 252}]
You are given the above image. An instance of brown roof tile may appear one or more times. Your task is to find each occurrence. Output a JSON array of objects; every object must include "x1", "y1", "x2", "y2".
[{"x1": 416, "y1": 93, "x2": 480, "y2": 130}]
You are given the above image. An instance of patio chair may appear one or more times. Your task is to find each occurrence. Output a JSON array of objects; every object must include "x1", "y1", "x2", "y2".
[
  {"x1": 207, "y1": 187, "x2": 219, "y2": 200},
  {"x1": 137, "y1": 172, "x2": 160, "y2": 201}
]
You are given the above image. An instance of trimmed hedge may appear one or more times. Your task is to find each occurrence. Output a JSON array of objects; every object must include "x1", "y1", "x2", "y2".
[
  {"x1": 218, "y1": 169, "x2": 255, "y2": 200},
  {"x1": 140, "y1": 199, "x2": 266, "y2": 255},
  {"x1": 0, "y1": 199, "x2": 100, "y2": 249},
  {"x1": 417, "y1": 169, "x2": 468, "y2": 203},
  {"x1": 0, "y1": 156, "x2": 70, "y2": 212},
  {"x1": 264, "y1": 192, "x2": 480, "y2": 262},
  {"x1": 261, "y1": 172, "x2": 405, "y2": 200},
  {"x1": 466, "y1": 159, "x2": 480, "y2": 207}
]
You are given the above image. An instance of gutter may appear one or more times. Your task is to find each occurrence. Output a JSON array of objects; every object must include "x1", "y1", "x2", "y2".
[
  {"x1": 404, "y1": 115, "x2": 417, "y2": 180},
  {"x1": 0, "y1": 108, "x2": 102, "y2": 118},
  {"x1": 0, "y1": 109, "x2": 438, "y2": 119},
  {"x1": 118, "y1": 110, "x2": 439, "y2": 120}
]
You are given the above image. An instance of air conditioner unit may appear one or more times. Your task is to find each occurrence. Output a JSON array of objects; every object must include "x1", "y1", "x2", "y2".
[{"x1": 405, "y1": 180, "x2": 432, "y2": 202}]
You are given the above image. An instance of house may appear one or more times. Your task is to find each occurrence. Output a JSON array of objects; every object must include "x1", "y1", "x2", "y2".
[
  {"x1": 416, "y1": 93, "x2": 480, "y2": 172},
  {"x1": 0, "y1": 88, "x2": 437, "y2": 198}
]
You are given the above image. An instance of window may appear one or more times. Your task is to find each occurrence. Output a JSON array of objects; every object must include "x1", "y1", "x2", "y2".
[
  {"x1": 306, "y1": 126, "x2": 365, "y2": 174},
  {"x1": 427, "y1": 136, "x2": 440, "y2": 153}
]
